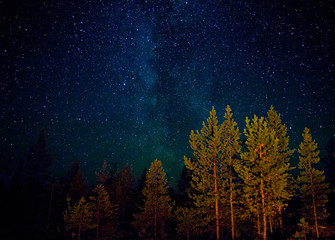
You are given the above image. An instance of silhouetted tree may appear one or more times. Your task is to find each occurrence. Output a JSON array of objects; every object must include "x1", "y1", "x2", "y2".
[
  {"x1": 107, "y1": 163, "x2": 136, "y2": 239},
  {"x1": 95, "y1": 160, "x2": 111, "y2": 184},
  {"x1": 64, "y1": 160, "x2": 88, "y2": 204}
]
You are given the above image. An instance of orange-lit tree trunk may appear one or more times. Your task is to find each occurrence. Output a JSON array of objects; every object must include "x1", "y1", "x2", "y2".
[
  {"x1": 309, "y1": 162, "x2": 319, "y2": 238},
  {"x1": 261, "y1": 175, "x2": 266, "y2": 240},
  {"x1": 279, "y1": 206, "x2": 283, "y2": 235},
  {"x1": 257, "y1": 206, "x2": 261, "y2": 236},
  {"x1": 269, "y1": 214, "x2": 273, "y2": 234},
  {"x1": 214, "y1": 158, "x2": 220, "y2": 240},
  {"x1": 230, "y1": 176, "x2": 235, "y2": 240}
]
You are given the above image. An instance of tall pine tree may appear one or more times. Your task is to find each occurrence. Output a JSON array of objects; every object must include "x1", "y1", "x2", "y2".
[
  {"x1": 266, "y1": 106, "x2": 295, "y2": 234},
  {"x1": 184, "y1": 106, "x2": 225, "y2": 240},
  {"x1": 298, "y1": 128, "x2": 329, "y2": 238},
  {"x1": 237, "y1": 116, "x2": 280, "y2": 240},
  {"x1": 221, "y1": 105, "x2": 241, "y2": 240},
  {"x1": 133, "y1": 159, "x2": 173, "y2": 240},
  {"x1": 89, "y1": 184, "x2": 118, "y2": 240}
]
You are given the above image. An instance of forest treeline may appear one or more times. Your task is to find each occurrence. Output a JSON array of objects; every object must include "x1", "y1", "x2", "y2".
[{"x1": 0, "y1": 106, "x2": 335, "y2": 240}]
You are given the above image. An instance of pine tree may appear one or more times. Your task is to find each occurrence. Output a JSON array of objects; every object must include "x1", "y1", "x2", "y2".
[
  {"x1": 64, "y1": 196, "x2": 95, "y2": 240},
  {"x1": 184, "y1": 106, "x2": 225, "y2": 240},
  {"x1": 221, "y1": 105, "x2": 241, "y2": 240},
  {"x1": 89, "y1": 184, "x2": 118, "y2": 240},
  {"x1": 266, "y1": 106, "x2": 295, "y2": 234},
  {"x1": 133, "y1": 159, "x2": 173, "y2": 240},
  {"x1": 95, "y1": 160, "x2": 111, "y2": 184},
  {"x1": 237, "y1": 116, "x2": 280, "y2": 240},
  {"x1": 65, "y1": 160, "x2": 88, "y2": 204},
  {"x1": 298, "y1": 128, "x2": 329, "y2": 238},
  {"x1": 109, "y1": 163, "x2": 136, "y2": 239},
  {"x1": 293, "y1": 217, "x2": 309, "y2": 240},
  {"x1": 174, "y1": 206, "x2": 204, "y2": 240},
  {"x1": 23, "y1": 126, "x2": 52, "y2": 183},
  {"x1": 19, "y1": 127, "x2": 53, "y2": 225}
]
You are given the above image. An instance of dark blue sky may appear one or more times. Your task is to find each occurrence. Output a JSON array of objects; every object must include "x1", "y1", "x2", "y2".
[{"x1": 1, "y1": 0, "x2": 334, "y2": 186}]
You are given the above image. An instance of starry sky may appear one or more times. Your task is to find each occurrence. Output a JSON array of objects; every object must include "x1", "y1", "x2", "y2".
[{"x1": 1, "y1": 0, "x2": 334, "y2": 186}]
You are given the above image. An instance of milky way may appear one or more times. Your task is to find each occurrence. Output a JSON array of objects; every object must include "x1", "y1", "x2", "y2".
[{"x1": 1, "y1": 0, "x2": 334, "y2": 186}]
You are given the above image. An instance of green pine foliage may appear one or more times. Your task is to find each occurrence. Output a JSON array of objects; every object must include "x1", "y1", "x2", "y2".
[
  {"x1": 266, "y1": 106, "x2": 295, "y2": 233},
  {"x1": 221, "y1": 105, "x2": 241, "y2": 240},
  {"x1": 89, "y1": 184, "x2": 118, "y2": 240},
  {"x1": 293, "y1": 217, "x2": 309, "y2": 240},
  {"x1": 184, "y1": 106, "x2": 225, "y2": 240},
  {"x1": 133, "y1": 159, "x2": 173, "y2": 240},
  {"x1": 174, "y1": 206, "x2": 205, "y2": 240},
  {"x1": 63, "y1": 196, "x2": 96, "y2": 240},
  {"x1": 237, "y1": 115, "x2": 280, "y2": 240},
  {"x1": 298, "y1": 127, "x2": 330, "y2": 238}
]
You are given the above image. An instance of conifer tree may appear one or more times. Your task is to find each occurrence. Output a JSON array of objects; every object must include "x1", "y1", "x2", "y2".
[
  {"x1": 237, "y1": 116, "x2": 280, "y2": 240},
  {"x1": 23, "y1": 126, "x2": 52, "y2": 183},
  {"x1": 184, "y1": 107, "x2": 225, "y2": 240},
  {"x1": 266, "y1": 106, "x2": 295, "y2": 233},
  {"x1": 109, "y1": 163, "x2": 136, "y2": 238},
  {"x1": 133, "y1": 159, "x2": 173, "y2": 240},
  {"x1": 95, "y1": 160, "x2": 111, "y2": 184},
  {"x1": 221, "y1": 105, "x2": 241, "y2": 240},
  {"x1": 65, "y1": 160, "x2": 88, "y2": 203},
  {"x1": 89, "y1": 184, "x2": 118, "y2": 240},
  {"x1": 298, "y1": 128, "x2": 329, "y2": 238},
  {"x1": 64, "y1": 196, "x2": 95, "y2": 240},
  {"x1": 174, "y1": 206, "x2": 203, "y2": 240}
]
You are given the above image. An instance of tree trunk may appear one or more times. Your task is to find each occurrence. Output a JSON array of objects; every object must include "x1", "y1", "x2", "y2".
[
  {"x1": 279, "y1": 206, "x2": 283, "y2": 235},
  {"x1": 269, "y1": 214, "x2": 273, "y2": 234},
  {"x1": 230, "y1": 176, "x2": 235, "y2": 240},
  {"x1": 214, "y1": 159, "x2": 220, "y2": 240},
  {"x1": 257, "y1": 206, "x2": 261, "y2": 236},
  {"x1": 187, "y1": 228, "x2": 189, "y2": 240},
  {"x1": 261, "y1": 176, "x2": 266, "y2": 240},
  {"x1": 154, "y1": 206, "x2": 157, "y2": 240},
  {"x1": 309, "y1": 162, "x2": 319, "y2": 238},
  {"x1": 96, "y1": 202, "x2": 100, "y2": 240}
]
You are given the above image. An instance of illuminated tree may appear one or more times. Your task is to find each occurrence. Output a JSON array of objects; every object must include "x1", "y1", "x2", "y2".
[
  {"x1": 184, "y1": 107, "x2": 225, "y2": 240},
  {"x1": 237, "y1": 116, "x2": 280, "y2": 240},
  {"x1": 133, "y1": 159, "x2": 173, "y2": 240},
  {"x1": 63, "y1": 197, "x2": 95, "y2": 240},
  {"x1": 221, "y1": 105, "x2": 241, "y2": 240},
  {"x1": 298, "y1": 128, "x2": 329, "y2": 238},
  {"x1": 265, "y1": 106, "x2": 295, "y2": 233},
  {"x1": 89, "y1": 184, "x2": 118, "y2": 240}
]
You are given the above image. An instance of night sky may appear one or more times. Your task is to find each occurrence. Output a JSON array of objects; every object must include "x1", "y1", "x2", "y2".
[{"x1": 1, "y1": 0, "x2": 334, "y2": 187}]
